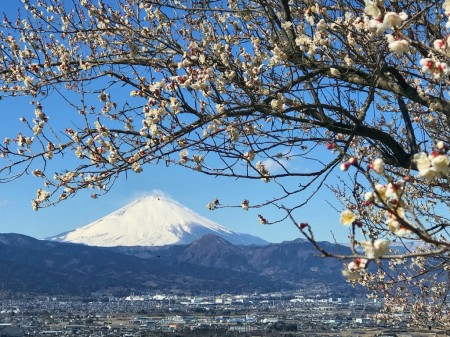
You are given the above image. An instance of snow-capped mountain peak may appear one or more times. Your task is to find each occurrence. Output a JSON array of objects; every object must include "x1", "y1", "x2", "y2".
[{"x1": 49, "y1": 194, "x2": 268, "y2": 247}]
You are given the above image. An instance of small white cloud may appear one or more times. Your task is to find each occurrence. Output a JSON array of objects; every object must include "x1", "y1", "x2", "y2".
[
  {"x1": 130, "y1": 189, "x2": 171, "y2": 201},
  {"x1": 0, "y1": 199, "x2": 8, "y2": 207},
  {"x1": 261, "y1": 158, "x2": 289, "y2": 173}
]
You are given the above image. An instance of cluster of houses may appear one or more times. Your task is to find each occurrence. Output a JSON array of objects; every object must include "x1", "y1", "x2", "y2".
[{"x1": 0, "y1": 292, "x2": 432, "y2": 337}]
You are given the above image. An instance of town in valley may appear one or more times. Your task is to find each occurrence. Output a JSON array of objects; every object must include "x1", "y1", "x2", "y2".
[{"x1": 0, "y1": 290, "x2": 445, "y2": 337}]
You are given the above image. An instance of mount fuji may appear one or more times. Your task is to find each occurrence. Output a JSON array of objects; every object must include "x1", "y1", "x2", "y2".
[{"x1": 49, "y1": 195, "x2": 268, "y2": 247}]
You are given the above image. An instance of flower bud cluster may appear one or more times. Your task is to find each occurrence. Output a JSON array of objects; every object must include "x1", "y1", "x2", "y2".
[
  {"x1": 207, "y1": 198, "x2": 219, "y2": 210},
  {"x1": 413, "y1": 143, "x2": 450, "y2": 179},
  {"x1": 255, "y1": 161, "x2": 270, "y2": 183},
  {"x1": 340, "y1": 157, "x2": 358, "y2": 171},
  {"x1": 419, "y1": 58, "x2": 450, "y2": 79},
  {"x1": 342, "y1": 258, "x2": 368, "y2": 280},
  {"x1": 241, "y1": 199, "x2": 249, "y2": 210},
  {"x1": 385, "y1": 208, "x2": 412, "y2": 237}
]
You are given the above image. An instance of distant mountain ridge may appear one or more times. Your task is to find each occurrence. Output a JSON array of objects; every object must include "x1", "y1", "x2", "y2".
[
  {"x1": 0, "y1": 233, "x2": 354, "y2": 296},
  {"x1": 49, "y1": 195, "x2": 268, "y2": 247}
]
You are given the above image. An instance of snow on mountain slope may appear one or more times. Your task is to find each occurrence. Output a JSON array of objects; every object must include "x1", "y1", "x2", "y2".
[{"x1": 49, "y1": 195, "x2": 268, "y2": 247}]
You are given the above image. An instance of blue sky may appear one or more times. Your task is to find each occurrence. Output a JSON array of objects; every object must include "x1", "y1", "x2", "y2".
[
  {"x1": 0, "y1": 86, "x2": 344, "y2": 243},
  {"x1": 0, "y1": 0, "x2": 346, "y2": 244},
  {"x1": 0, "y1": 149, "x2": 344, "y2": 243}
]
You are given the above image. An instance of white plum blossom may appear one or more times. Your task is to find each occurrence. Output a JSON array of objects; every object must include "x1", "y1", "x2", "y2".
[
  {"x1": 132, "y1": 162, "x2": 142, "y2": 173},
  {"x1": 364, "y1": 191, "x2": 376, "y2": 202},
  {"x1": 179, "y1": 149, "x2": 189, "y2": 164},
  {"x1": 370, "y1": 158, "x2": 384, "y2": 174},
  {"x1": 108, "y1": 152, "x2": 117, "y2": 164},
  {"x1": 420, "y1": 58, "x2": 434, "y2": 74},
  {"x1": 256, "y1": 161, "x2": 270, "y2": 182},
  {"x1": 347, "y1": 258, "x2": 368, "y2": 271},
  {"x1": 270, "y1": 98, "x2": 284, "y2": 111},
  {"x1": 342, "y1": 269, "x2": 360, "y2": 280},
  {"x1": 216, "y1": 104, "x2": 226, "y2": 114},
  {"x1": 384, "y1": 180, "x2": 404, "y2": 203},
  {"x1": 368, "y1": 19, "x2": 388, "y2": 34},
  {"x1": 207, "y1": 198, "x2": 219, "y2": 210},
  {"x1": 360, "y1": 240, "x2": 390, "y2": 259},
  {"x1": 433, "y1": 62, "x2": 450, "y2": 78},
  {"x1": 413, "y1": 152, "x2": 438, "y2": 179},
  {"x1": 243, "y1": 150, "x2": 255, "y2": 161},
  {"x1": 385, "y1": 208, "x2": 412, "y2": 237},
  {"x1": 444, "y1": 0, "x2": 450, "y2": 15},
  {"x1": 241, "y1": 199, "x2": 249, "y2": 210},
  {"x1": 280, "y1": 21, "x2": 293, "y2": 29},
  {"x1": 23, "y1": 76, "x2": 34, "y2": 87},
  {"x1": 347, "y1": 33, "x2": 356, "y2": 46},
  {"x1": 433, "y1": 39, "x2": 446, "y2": 50},
  {"x1": 344, "y1": 56, "x2": 354, "y2": 66},
  {"x1": 32, "y1": 124, "x2": 43, "y2": 135},
  {"x1": 330, "y1": 68, "x2": 341, "y2": 76},
  {"x1": 340, "y1": 209, "x2": 356, "y2": 226},
  {"x1": 386, "y1": 217, "x2": 411, "y2": 237},
  {"x1": 316, "y1": 19, "x2": 327, "y2": 31},
  {"x1": 430, "y1": 152, "x2": 450, "y2": 173},
  {"x1": 394, "y1": 226, "x2": 412, "y2": 237},
  {"x1": 413, "y1": 152, "x2": 449, "y2": 179},
  {"x1": 192, "y1": 154, "x2": 204, "y2": 164},
  {"x1": 258, "y1": 214, "x2": 269, "y2": 224},
  {"x1": 383, "y1": 12, "x2": 408, "y2": 29},
  {"x1": 36, "y1": 188, "x2": 50, "y2": 202},
  {"x1": 226, "y1": 125, "x2": 239, "y2": 142},
  {"x1": 364, "y1": 0, "x2": 383, "y2": 20},
  {"x1": 437, "y1": 141, "x2": 447, "y2": 150},
  {"x1": 386, "y1": 35, "x2": 409, "y2": 54},
  {"x1": 271, "y1": 46, "x2": 286, "y2": 63},
  {"x1": 98, "y1": 91, "x2": 108, "y2": 102},
  {"x1": 32, "y1": 169, "x2": 44, "y2": 177},
  {"x1": 419, "y1": 58, "x2": 450, "y2": 78}
]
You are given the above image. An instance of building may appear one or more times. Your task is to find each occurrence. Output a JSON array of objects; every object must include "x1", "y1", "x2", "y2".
[{"x1": 0, "y1": 324, "x2": 23, "y2": 337}]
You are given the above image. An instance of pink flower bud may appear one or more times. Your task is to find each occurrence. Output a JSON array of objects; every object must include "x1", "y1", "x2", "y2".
[
  {"x1": 299, "y1": 222, "x2": 309, "y2": 229},
  {"x1": 325, "y1": 142, "x2": 336, "y2": 150},
  {"x1": 353, "y1": 220, "x2": 363, "y2": 228},
  {"x1": 348, "y1": 157, "x2": 358, "y2": 166},
  {"x1": 340, "y1": 162, "x2": 351, "y2": 171}
]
